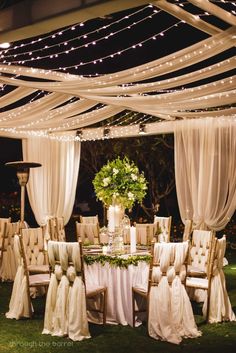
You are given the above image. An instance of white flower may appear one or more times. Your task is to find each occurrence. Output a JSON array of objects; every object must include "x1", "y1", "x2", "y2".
[
  {"x1": 131, "y1": 173, "x2": 138, "y2": 181},
  {"x1": 113, "y1": 168, "x2": 119, "y2": 175},
  {"x1": 103, "y1": 177, "x2": 110, "y2": 186},
  {"x1": 128, "y1": 192, "x2": 134, "y2": 200}
]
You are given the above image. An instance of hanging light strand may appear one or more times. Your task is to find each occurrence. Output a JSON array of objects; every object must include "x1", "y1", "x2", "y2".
[
  {"x1": 1, "y1": 11, "x2": 162, "y2": 64},
  {"x1": 0, "y1": 4, "x2": 156, "y2": 55}
]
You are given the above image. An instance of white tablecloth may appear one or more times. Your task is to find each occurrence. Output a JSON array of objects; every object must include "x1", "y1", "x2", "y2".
[{"x1": 84, "y1": 258, "x2": 149, "y2": 326}]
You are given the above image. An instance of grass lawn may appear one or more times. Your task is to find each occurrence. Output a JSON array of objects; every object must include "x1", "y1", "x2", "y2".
[{"x1": 0, "y1": 249, "x2": 235, "y2": 353}]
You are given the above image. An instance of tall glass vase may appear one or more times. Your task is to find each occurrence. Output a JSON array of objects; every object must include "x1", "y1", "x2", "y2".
[{"x1": 107, "y1": 202, "x2": 125, "y2": 254}]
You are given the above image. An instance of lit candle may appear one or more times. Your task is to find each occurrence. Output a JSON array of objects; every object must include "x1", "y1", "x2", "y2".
[
  {"x1": 108, "y1": 205, "x2": 115, "y2": 232},
  {"x1": 130, "y1": 226, "x2": 136, "y2": 254},
  {"x1": 102, "y1": 245, "x2": 108, "y2": 255}
]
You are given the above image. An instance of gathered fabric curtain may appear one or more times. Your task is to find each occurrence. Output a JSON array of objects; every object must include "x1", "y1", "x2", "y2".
[
  {"x1": 22, "y1": 136, "x2": 80, "y2": 226},
  {"x1": 174, "y1": 117, "x2": 236, "y2": 230}
]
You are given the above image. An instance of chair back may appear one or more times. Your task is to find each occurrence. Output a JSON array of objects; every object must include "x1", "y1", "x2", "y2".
[
  {"x1": 189, "y1": 229, "x2": 215, "y2": 275},
  {"x1": 183, "y1": 219, "x2": 193, "y2": 241},
  {"x1": 135, "y1": 223, "x2": 156, "y2": 245},
  {"x1": 153, "y1": 216, "x2": 172, "y2": 242},
  {"x1": 21, "y1": 227, "x2": 47, "y2": 266},
  {"x1": 76, "y1": 221, "x2": 100, "y2": 245},
  {"x1": 0, "y1": 222, "x2": 18, "y2": 280},
  {"x1": 0, "y1": 217, "x2": 11, "y2": 240},
  {"x1": 48, "y1": 217, "x2": 66, "y2": 241},
  {"x1": 80, "y1": 215, "x2": 99, "y2": 224}
]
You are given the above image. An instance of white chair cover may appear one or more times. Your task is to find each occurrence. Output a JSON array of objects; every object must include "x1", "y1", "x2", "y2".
[
  {"x1": 148, "y1": 242, "x2": 201, "y2": 344},
  {"x1": 76, "y1": 222, "x2": 99, "y2": 244},
  {"x1": 6, "y1": 235, "x2": 33, "y2": 319},
  {"x1": 154, "y1": 216, "x2": 171, "y2": 242},
  {"x1": 203, "y1": 236, "x2": 236, "y2": 323},
  {"x1": 135, "y1": 224, "x2": 156, "y2": 245},
  {"x1": 42, "y1": 241, "x2": 90, "y2": 341}
]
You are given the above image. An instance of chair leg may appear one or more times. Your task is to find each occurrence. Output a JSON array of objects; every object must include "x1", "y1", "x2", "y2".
[
  {"x1": 103, "y1": 289, "x2": 107, "y2": 325},
  {"x1": 132, "y1": 289, "x2": 136, "y2": 327}
]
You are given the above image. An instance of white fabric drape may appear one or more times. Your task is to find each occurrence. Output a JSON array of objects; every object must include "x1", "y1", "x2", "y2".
[
  {"x1": 203, "y1": 236, "x2": 236, "y2": 323},
  {"x1": 174, "y1": 117, "x2": 236, "y2": 230},
  {"x1": 5, "y1": 235, "x2": 32, "y2": 319},
  {"x1": 22, "y1": 136, "x2": 81, "y2": 226},
  {"x1": 0, "y1": 27, "x2": 235, "y2": 139},
  {"x1": 42, "y1": 241, "x2": 90, "y2": 341},
  {"x1": 148, "y1": 242, "x2": 201, "y2": 344}
]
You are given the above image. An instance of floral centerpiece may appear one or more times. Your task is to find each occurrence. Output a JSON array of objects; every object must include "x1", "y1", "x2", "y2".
[{"x1": 93, "y1": 156, "x2": 148, "y2": 209}]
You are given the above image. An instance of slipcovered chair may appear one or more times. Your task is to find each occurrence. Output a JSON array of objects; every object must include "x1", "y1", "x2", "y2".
[
  {"x1": 0, "y1": 222, "x2": 19, "y2": 281},
  {"x1": 6, "y1": 234, "x2": 50, "y2": 319},
  {"x1": 182, "y1": 219, "x2": 193, "y2": 241},
  {"x1": 132, "y1": 241, "x2": 201, "y2": 344},
  {"x1": 76, "y1": 221, "x2": 100, "y2": 245},
  {"x1": 80, "y1": 215, "x2": 99, "y2": 224},
  {"x1": 42, "y1": 241, "x2": 107, "y2": 341},
  {"x1": 135, "y1": 223, "x2": 156, "y2": 245},
  {"x1": 154, "y1": 216, "x2": 172, "y2": 242}
]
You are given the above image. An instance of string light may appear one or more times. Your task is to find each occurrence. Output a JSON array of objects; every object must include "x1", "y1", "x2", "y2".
[
  {"x1": 0, "y1": 2, "x2": 235, "y2": 141},
  {"x1": 0, "y1": 6, "x2": 160, "y2": 61},
  {"x1": 2, "y1": 20, "x2": 182, "y2": 70}
]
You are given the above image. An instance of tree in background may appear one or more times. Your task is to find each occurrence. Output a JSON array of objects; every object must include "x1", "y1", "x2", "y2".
[{"x1": 77, "y1": 134, "x2": 176, "y2": 223}]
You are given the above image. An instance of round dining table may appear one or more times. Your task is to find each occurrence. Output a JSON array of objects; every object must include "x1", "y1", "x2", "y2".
[{"x1": 84, "y1": 249, "x2": 150, "y2": 326}]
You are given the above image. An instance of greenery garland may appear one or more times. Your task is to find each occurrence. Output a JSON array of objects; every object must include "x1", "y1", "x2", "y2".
[{"x1": 84, "y1": 254, "x2": 151, "y2": 268}]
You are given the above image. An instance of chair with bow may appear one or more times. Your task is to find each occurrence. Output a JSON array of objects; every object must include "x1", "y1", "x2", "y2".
[
  {"x1": 42, "y1": 241, "x2": 107, "y2": 341},
  {"x1": 132, "y1": 241, "x2": 201, "y2": 344},
  {"x1": 6, "y1": 233, "x2": 50, "y2": 319},
  {"x1": 154, "y1": 216, "x2": 172, "y2": 242}
]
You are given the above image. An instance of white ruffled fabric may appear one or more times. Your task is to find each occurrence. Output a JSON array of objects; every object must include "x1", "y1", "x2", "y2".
[
  {"x1": 148, "y1": 242, "x2": 201, "y2": 344},
  {"x1": 5, "y1": 236, "x2": 33, "y2": 319},
  {"x1": 203, "y1": 236, "x2": 235, "y2": 323},
  {"x1": 42, "y1": 241, "x2": 90, "y2": 341}
]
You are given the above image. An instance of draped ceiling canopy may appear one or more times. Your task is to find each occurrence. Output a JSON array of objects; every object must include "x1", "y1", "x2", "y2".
[{"x1": 0, "y1": 0, "x2": 235, "y2": 141}]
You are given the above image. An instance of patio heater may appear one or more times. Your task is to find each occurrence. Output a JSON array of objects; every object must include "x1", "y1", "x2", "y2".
[{"x1": 5, "y1": 161, "x2": 42, "y2": 227}]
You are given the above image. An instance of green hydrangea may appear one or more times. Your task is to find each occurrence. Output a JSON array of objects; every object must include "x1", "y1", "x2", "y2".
[{"x1": 93, "y1": 156, "x2": 148, "y2": 209}]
